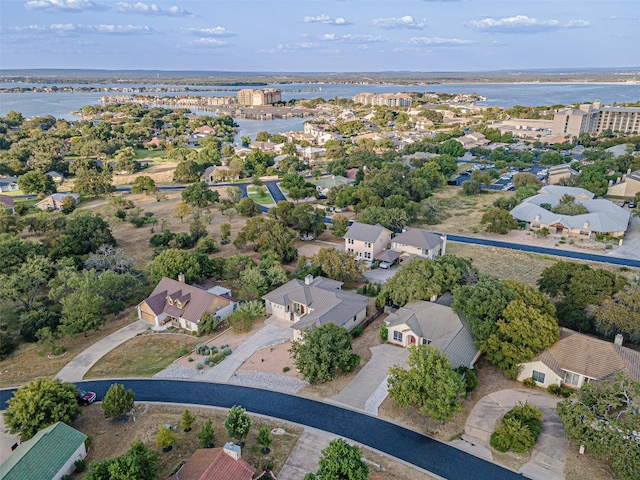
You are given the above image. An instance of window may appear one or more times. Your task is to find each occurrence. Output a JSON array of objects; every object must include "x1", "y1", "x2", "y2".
[
  {"x1": 364, "y1": 242, "x2": 372, "y2": 248},
  {"x1": 393, "y1": 331, "x2": 403, "y2": 342},
  {"x1": 347, "y1": 248, "x2": 354, "y2": 253},
  {"x1": 532, "y1": 370, "x2": 545, "y2": 383},
  {"x1": 347, "y1": 238, "x2": 354, "y2": 244},
  {"x1": 564, "y1": 371, "x2": 580, "y2": 386},
  {"x1": 422, "y1": 339, "x2": 432, "y2": 345},
  {"x1": 364, "y1": 252, "x2": 371, "y2": 259}
]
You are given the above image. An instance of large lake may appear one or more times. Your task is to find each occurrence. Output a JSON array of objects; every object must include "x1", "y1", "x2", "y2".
[{"x1": 1, "y1": 82, "x2": 638, "y2": 141}]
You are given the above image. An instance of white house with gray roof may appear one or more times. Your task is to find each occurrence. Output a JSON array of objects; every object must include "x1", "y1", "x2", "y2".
[
  {"x1": 263, "y1": 275, "x2": 368, "y2": 340},
  {"x1": 510, "y1": 185, "x2": 630, "y2": 238},
  {"x1": 344, "y1": 222, "x2": 392, "y2": 263},
  {"x1": 385, "y1": 295, "x2": 480, "y2": 369}
]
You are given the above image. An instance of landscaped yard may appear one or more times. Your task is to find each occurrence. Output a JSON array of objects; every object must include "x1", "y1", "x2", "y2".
[
  {"x1": 84, "y1": 333, "x2": 202, "y2": 378},
  {"x1": 247, "y1": 185, "x2": 275, "y2": 205}
]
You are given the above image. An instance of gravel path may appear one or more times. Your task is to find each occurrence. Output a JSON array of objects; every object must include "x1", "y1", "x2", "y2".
[
  {"x1": 229, "y1": 370, "x2": 309, "y2": 394},
  {"x1": 154, "y1": 364, "x2": 203, "y2": 379}
]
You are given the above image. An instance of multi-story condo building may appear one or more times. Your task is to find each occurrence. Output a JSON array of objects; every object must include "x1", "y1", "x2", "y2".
[
  {"x1": 552, "y1": 102, "x2": 640, "y2": 136},
  {"x1": 352, "y1": 92, "x2": 412, "y2": 107},
  {"x1": 236, "y1": 88, "x2": 282, "y2": 106}
]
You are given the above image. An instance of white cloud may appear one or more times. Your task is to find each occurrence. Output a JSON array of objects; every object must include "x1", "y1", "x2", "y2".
[
  {"x1": 5, "y1": 23, "x2": 154, "y2": 35},
  {"x1": 408, "y1": 36, "x2": 473, "y2": 45},
  {"x1": 191, "y1": 38, "x2": 229, "y2": 47},
  {"x1": 24, "y1": 0, "x2": 107, "y2": 12},
  {"x1": 373, "y1": 15, "x2": 426, "y2": 29},
  {"x1": 116, "y1": 2, "x2": 192, "y2": 16},
  {"x1": 185, "y1": 27, "x2": 235, "y2": 37},
  {"x1": 319, "y1": 33, "x2": 387, "y2": 44},
  {"x1": 465, "y1": 15, "x2": 590, "y2": 33},
  {"x1": 303, "y1": 14, "x2": 352, "y2": 26},
  {"x1": 259, "y1": 42, "x2": 315, "y2": 54}
]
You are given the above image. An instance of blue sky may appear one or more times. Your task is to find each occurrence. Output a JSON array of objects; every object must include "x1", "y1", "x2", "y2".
[{"x1": 1, "y1": 0, "x2": 638, "y2": 72}]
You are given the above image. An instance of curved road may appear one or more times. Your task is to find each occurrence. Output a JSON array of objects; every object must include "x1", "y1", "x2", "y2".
[{"x1": 0, "y1": 380, "x2": 523, "y2": 480}]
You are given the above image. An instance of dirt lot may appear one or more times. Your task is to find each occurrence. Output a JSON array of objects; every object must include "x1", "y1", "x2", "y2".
[
  {"x1": 111, "y1": 161, "x2": 179, "y2": 187},
  {"x1": 72, "y1": 403, "x2": 302, "y2": 478}
]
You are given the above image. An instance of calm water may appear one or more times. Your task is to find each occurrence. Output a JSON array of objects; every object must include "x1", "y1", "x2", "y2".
[{"x1": 1, "y1": 82, "x2": 638, "y2": 140}]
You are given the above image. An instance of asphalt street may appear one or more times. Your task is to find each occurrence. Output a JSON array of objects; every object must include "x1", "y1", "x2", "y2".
[{"x1": 0, "y1": 380, "x2": 523, "y2": 480}]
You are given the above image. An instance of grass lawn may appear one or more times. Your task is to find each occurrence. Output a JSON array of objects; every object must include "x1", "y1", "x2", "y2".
[
  {"x1": 134, "y1": 148, "x2": 166, "y2": 160},
  {"x1": 85, "y1": 333, "x2": 202, "y2": 378},
  {"x1": 247, "y1": 186, "x2": 275, "y2": 205}
]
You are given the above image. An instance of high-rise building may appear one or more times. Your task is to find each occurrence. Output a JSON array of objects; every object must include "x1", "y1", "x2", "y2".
[
  {"x1": 552, "y1": 102, "x2": 640, "y2": 136},
  {"x1": 236, "y1": 88, "x2": 282, "y2": 106}
]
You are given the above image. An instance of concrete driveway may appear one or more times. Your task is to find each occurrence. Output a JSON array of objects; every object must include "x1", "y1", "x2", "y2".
[
  {"x1": 458, "y1": 388, "x2": 568, "y2": 480},
  {"x1": 329, "y1": 343, "x2": 409, "y2": 415},
  {"x1": 608, "y1": 215, "x2": 640, "y2": 260},
  {"x1": 364, "y1": 265, "x2": 399, "y2": 284}
]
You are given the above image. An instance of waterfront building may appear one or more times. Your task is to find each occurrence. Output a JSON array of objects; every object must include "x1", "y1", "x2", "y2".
[
  {"x1": 552, "y1": 102, "x2": 640, "y2": 136},
  {"x1": 352, "y1": 92, "x2": 411, "y2": 107},
  {"x1": 236, "y1": 88, "x2": 282, "y2": 106}
]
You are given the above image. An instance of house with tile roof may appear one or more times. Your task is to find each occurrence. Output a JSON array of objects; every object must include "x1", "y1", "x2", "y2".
[
  {"x1": 344, "y1": 222, "x2": 392, "y2": 264},
  {"x1": 518, "y1": 328, "x2": 640, "y2": 389},
  {"x1": 35, "y1": 192, "x2": 80, "y2": 211},
  {"x1": 510, "y1": 185, "x2": 630, "y2": 238},
  {"x1": 390, "y1": 228, "x2": 447, "y2": 262},
  {"x1": 137, "y1": 276, "x2": 237, "y2": 333},
  {"x1": 263, "y1": 275, "x2": 368, "y2": 340},
  {"x1": 0, "y1": 422, "x2": 87, "y2": 480},
  {"x1": 167, "y1": 443, "x2": 255, "y2": 480},
  {"x1": 385, "y1": 295, "x2": 480, "y2": 369}
]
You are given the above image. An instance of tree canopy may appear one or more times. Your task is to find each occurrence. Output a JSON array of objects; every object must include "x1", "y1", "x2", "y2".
[
  {"x1": 387, "y1": 345, "x2": 466, "y2": 422},
  {"x1": 102, "y1": 383, "x2": 135, "y2": 420},
  {"x1": 224, "y1": 405, "x2": 252, "y2": 444},
  {"x1": 304, "y1": 438, "x2": 369, "y2": 480},
  {"x1": 181, "y1": 181, "x2": 219, "y2": 208},
  {"x1": 310, "y1": 248, "x2": 363, "y2": 285},
  {"x1": 85, "y1": 440, "x2": 159, "y2": 480},
  {"x1": 289, "y1": 323, "x2": 360, "y2": 383},
  {"x1": 234, "y1": 217, "x2": 297, "y2": 262},
  {"x1": 2, "y1": 378, "x2": 81, "y2": 440}
]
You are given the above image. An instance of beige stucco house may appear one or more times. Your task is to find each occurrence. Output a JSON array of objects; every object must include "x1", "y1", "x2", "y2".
[
  {"x1": 137, "y1": 276, "x2": 237, "y2": 333},
  {"x1": 344, "y1": 222, "x2": 392, "y2": 263},
  {"x1": 35, "y1": 193, "x2": 80, "y2": 211},
  {"x1": 607, "y1": 169, "x2": 640, "y2": 198},
  {"x1": 263, "y1": 275, "x2": 368, "y2": 340},
  {"x1": 390, "y1": 228, "x2": 447, "y2": 260},
  {"x1": 385, "y1": 295, "x2": 480, "y2": 369},
  {"x1": 547, "y1": 163, "x2": 578, "y2": 185},
  {"x1": 518, "y1": 328, "x2": 640, "y2": 389}
]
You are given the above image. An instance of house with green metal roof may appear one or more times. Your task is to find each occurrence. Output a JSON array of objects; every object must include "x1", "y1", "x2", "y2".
[{"x1": 0, "y1": 422, "x2": 87, "y2": 480}]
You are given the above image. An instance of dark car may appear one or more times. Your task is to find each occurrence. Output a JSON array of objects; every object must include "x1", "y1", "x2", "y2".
[
  {"x1": 628, "y1": 202, "x2": 636, "y2": 209},
  {"x1": 76, "y1": 389, "x2": 96, "y2": 405}
]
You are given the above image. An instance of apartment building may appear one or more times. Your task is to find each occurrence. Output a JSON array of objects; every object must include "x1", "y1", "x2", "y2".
[
  {"x1": 236, "y1": 88, "x2": 282, "y2": 106},
  {"x1": 552, "y1": 102, "x2": 640, "y2": 136},
  {"x1": 352, "y1": 92, "x2": 412, "y2": 107}
]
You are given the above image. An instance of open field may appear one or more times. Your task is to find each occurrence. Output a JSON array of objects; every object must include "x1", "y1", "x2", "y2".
[
  {"x1": 72, "y1": 403, "x2": 303, "y2": 478},
  {"x1": 111, "y1": 161, "x2": 179, "y2": 187}
]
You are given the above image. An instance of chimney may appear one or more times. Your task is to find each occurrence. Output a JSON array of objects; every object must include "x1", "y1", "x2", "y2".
[
  {"x1": 614, "y1": 334, "x2": 623, "y2": 346},
  {"x1": 583, "y1": 221, "x2": 589, "y2": 229},
  {"x1": 178, "y1": 273, "x2": 185, "y2": 283},
  {"x1": 304, "y1": 274, "x2": 314, "y2": 286},
  {"x1": 223, "y1": 442, "x2": 241, "y2": 460}
]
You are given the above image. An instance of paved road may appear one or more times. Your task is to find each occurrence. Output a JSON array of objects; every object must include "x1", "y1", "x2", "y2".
[
  {"x1": 265, "y1": 180, "x2": 287, "y2": 203},
  {"x1": 447, "y1": 234, "x2": 640, "y2": 268},
  {"x1": 0, "y1": 380, "x2": 523, "y2": 480}
]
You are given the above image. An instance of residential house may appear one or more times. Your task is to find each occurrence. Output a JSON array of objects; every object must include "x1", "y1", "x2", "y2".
[
  {"x1": 547, "y1": 163, "x2": 578, "y2": 185},
  {"x1": 0, "y1": 175, "x2": 19, "y2": 193},
  {"x1": 263, "y1": 275, "x2": 368, "y2": 340},
  {"x1": 510, "y1": 185, "x2": 630, "y2": 238},
  {"x1": 193, "y1": 125, "x2": 217, "y2": 136},
  {"x1": 137, "y1": 276, "x2": 237, "y2": 333},
  {"x1": 35, "y1": 193, "x2": 80, "y2": 211},
  {"x1": 167, "y1": 443, "x2": 256, "y2": 480},
  {"x1": 518, "y1": 328, "x2": 640, "y2": 388},
  {"x1": 201, "y1": 165, "x2": 235, "y2": 183},
  {"x1": 0, "y1": 422, "x2": 87, "y2": 480},
  {"x1": 45, "y1": 171, "x2": 64, "y2": 183},
  {"x1": 298, "y1": 146, "x2": 327, "y2": 163},
  {"x1": 607, "y1": 169, "x2": 640, "y2": 198},
  {"x1": 316, "y1": 175, "x2": 354, "y2": 197},
  {"x1": 390, "y1": 228, "x2": 447, "y2": 261},
  {"x1": 0, "y1": 194, "x2": 15, "y2": 214},
  {"x1": 249, "y1": 141, "x2": 277, "y2": 152},
  {"x1": 454, "y1": 132, "x2": 490, "y2": 150},
  {"x1": 344, "y1": 222, "x2": 392, "y2": 263},
  {"x1": 385, "y1": 294, "x2": 480, "y2": 368}
]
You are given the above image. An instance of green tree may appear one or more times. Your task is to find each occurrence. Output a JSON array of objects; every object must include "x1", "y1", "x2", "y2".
[
  {"x1": 310, "y1": 248, "x2": 363, "y2": 284},
  {"x1": 101, "y1": 383, "x2": 135, "y2": 420},
  {"x1": 234, "y1": 217, "x2": 297, "y2": 262},
  {"x1": 481, "y1": 207, "x2": 519, "y2": 234},
  {"x1": 181, "y1": 409, "x2": 196, "y2": 432},
  {"x1": 236, "y1": 197, "x2": 261, "y2": 217},
  {"x1": 440, "y1": 138, "x2": 465, "y2": 157},
  {"x1": 173, "y1": 159, "x2": 200, "y2": 183},
  {"x1": 72, "y1": 163, "x2": 115, "y2": 197},
  {"x1": 18, "y1": 171, "x2": 57, "y2": 195},
  {"x1": 85, "y1": 440, "x2": 159, "y2": 480},
  {"x1": 196, "y1": 418, "x2": 216, "y2": 447},
  {"x1": 388, "y1": 345, "x2": 466, "y2": 422},
  {"x1": 224, "y1": 405, "x2": 252, "y2": 445},
  {"x1": 113, "y1": 146, "x2": 137, "y2": 174},
  {"x1": 289, "y1": 323, "x2": 360, "y2": 383},
  {"x1": 2, "y1": 378, "x2": 81, "y2": 440},
  {"x1": 0, "y1": 255, "x2": 54, "y2": 310},
  {"x1": 308, "y1": 438, "x2": 369, "y2": 480},
  {"x1": 589, "y1": 283, "x2": 640, "y2": 343},
  {"x1": 557, "y1": 372, "x2": 640, "y2": 480},
  {"x1": 181, "y1": 181, "x2": 219, "y2": 208},
  {"x1": 156, "y1": 425, "x2": 177, "y2": 450},
  {"x1": 60, "y1": 288, "x2": 105, "y2": 336},
  {"x1": 148, "y1": 248, "x2": 209, "y2": 283},
  {"x1": 330, "y1": 213, "x2": 350, "y2": 237},
  {"x1": 64, "y1": 211, "x2": 116, "y2": 254},
  {"x1": 512, "y1": 172, "x2": 542, "y2": 188},
  {"x1": 60, "y1": 195, "x2": 77, "y2": 214},
  {"x1": 257, "y1": 426, "x2": 272, "y2": 453},
  {"x1": 130, "y1": 175, "x2": 158, "y2": 194}
]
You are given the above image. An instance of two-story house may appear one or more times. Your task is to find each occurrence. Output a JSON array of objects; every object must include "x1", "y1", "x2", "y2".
[
  {"x1": 137, "y1": 276, "x2": 237, "y2": 333},
  {"x1": 263, "y1": 275, "x2": 368, "y2": 340},
  {"x1": 343, "y1": 222, "x2": 392, "y2": 264},
  {"x1": 390, "y1": 228, "x2": 447, "y2": 260}
]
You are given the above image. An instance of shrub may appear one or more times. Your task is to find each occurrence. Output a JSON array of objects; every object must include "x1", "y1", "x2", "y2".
[
  {"x1": 210, "y1": 346, "x2": 218, "y2": 353},
  {"x1": 222, "y1": 347, "x2": 232, "y2": 356},
  {"x1": 490, "y1": 402, "x2": 543, "y2": 454},
  {"x1": 195, "y1": 344, "x2": 210, "y2": 356},
  {"x1": 188, "y1": 357, "x2": 194, "y2": 362},
  {"x1": 203, "y1": 357, "x2": 211, "y2": 365},
  {"x1": 176, "y1": 346, "x2": 190, "y2": 357},
  {"x1": 456, "y1": 365, "x2": 478, "y2": 395},
  {"x1": 209, "y1": 352, "x2": 225, "y2": 365},
  {"x1": 196, "y1": 363, "x2": 204, "y2": 370},
  {"x1": 283, "y1": 366, "x2": 290, "y2": 372},
  {"x1": 74, "y1": 459, "x2": 86, "y2": 473},
  {"x1": 379, "y1": 325, "x2": 388, "y2": 342},
  {"x1": 228, "y1": 311, "x2": 255, "y2": 333},
  {"x1": 236, "y1": 300, "x2": 266, "y2": 317},
  {"x1": 351, "y1": 325, "x2": 364, "y2": 338},
  {"x1": 547, "y1": 384, "x2": 572, "y2": 398},
  {"x1": 522, "y1": 377, "x2": 537, "y2": 388}
]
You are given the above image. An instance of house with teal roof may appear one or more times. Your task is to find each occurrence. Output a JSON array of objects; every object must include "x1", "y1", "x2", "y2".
[{"x1": 0, "y1": 422, "x2": 87, "y2": 480}]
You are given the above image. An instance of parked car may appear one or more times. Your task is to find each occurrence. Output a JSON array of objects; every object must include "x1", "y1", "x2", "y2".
[
  {"x1": 76, "y1": 389, "x2": 96, "y2": 405},
  {"x1": 629, "y1": 202, "x2": 636, "y2": 209}
]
